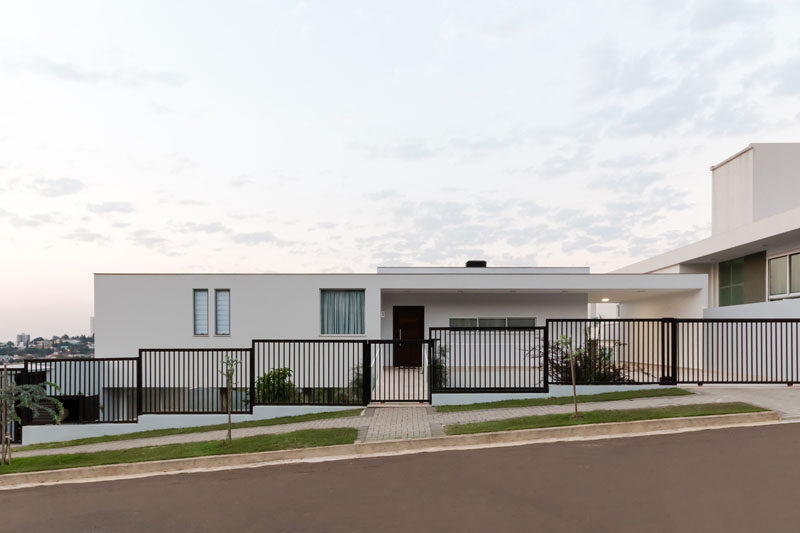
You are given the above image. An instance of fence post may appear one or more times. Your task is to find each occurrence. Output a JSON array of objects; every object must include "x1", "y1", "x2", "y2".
[
  {"x1": 249, "y1": 343, "x2": 256, "y2": 414},
  {"x1": 136, "y1": 350, "x2": 143, "y2": 417},
  {"x1": 670, "y1": 318, "x2": 679, "y2": 385},
  {"x1": 543, "y1": 322, "x2": 550, "y2": 393},
  {"x1": 362, "y1": 342, "x2": 371, "y2": 406}
]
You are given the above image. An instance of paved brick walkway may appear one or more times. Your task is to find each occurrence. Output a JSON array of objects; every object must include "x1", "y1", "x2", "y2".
[
  {"x1": 15, "y1": 393, "x2": 718, "y2": 458},
  {"x1": 363, "y1": 407, "x2": 433, "y2": 441}
]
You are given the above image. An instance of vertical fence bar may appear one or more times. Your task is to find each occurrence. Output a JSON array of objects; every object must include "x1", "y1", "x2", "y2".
[
  {"x1": 136, "y1": 350, "x2": 143, "y2": 416},
  {"x1": 249, "y1": 344, "x2": 255, "y2": 414},
  {"x1": 363, "y1": 341, "x2": 371, "y2": 406}
]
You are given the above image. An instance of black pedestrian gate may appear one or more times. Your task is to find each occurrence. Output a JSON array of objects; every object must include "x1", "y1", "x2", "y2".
[{"x1": 368, "y1": 340, "x2": 434, "y2": 403}]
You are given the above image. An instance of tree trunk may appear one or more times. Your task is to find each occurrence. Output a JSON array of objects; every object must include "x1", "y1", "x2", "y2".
[
  {"x1": 569, "y1": 352, "x2": 580, "y2": 418},
  {"x1": 226, "y1": 372, "x2": 232, "y2": 445}
]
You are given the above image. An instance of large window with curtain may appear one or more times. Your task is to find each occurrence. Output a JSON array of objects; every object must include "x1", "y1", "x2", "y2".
[
  {"x1": 320, "y1": 290, "x2": 365, "y2": 335},
  {"x1": 193, "y1": 289, "x2": 209, "y2": 335},
  {"x1": 215, "y1": 289, "x2": 230, "y2": 335}
]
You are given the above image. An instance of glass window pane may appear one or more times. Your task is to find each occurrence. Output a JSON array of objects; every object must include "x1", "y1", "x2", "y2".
[
  {"x1": 449, "y1": 318, "x2": 477, "y2": 328},
  {"x1": 215, "y1": 290, "x2": 230, "y2": 335},
  {"x1": 730, "y1": 258, "x2": 744, "y2": 285},
  {"x1": 193, "y1": 290, "x2": 208, "y2": 335},
  {"x1": 507, "y1": 317, "x2": 536, "y2": 327},
  {"x1": 719, "y1": 261, "x2": 731, "y2": 286},
  {"x1": 731, "y1": 285, "x2": 744, "y2": 305},
  {"x1": 791, "y1": 254, "x2": 800, "y2": 294},
  {"x1": 320, "y1": 290, "x2": 365, "y2": 334},
  {"x1": 769, "y1": 256, "x2": 788, "y2": 295},
  {"x1": 478, "y1": 318, "x2": 507, "y2": 328},
  {"x1": 719, "y1": 287, "x2": 731, "y2": 307}
]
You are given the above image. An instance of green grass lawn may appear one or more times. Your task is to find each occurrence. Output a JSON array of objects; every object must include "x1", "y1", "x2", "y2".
[
  {"x1": 16, "y1": 408, "x2": 363, "y2": 452},
  {"x1": 444, "y1": 402, "x2": 765, "y2": 435},
  {"x1": 0, "y1": 428, "x2": 358, "y2": 475},
  {"x1": 435, "y1": 388, "x2": 692, "y2": 413}
]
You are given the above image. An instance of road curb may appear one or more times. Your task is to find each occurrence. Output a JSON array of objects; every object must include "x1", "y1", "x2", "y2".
[{"x1": 0, "y1": 410, "x2": 779, "y2": 489}]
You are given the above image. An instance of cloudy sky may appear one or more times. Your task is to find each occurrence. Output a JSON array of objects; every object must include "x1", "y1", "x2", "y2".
[{"x1": 1, "y1": 0, "x2": 800, "y2": 340}]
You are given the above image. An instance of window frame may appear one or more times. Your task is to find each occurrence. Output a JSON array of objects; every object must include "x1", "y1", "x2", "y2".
[
  {"x1": 319, "y1": 289, "x2": 366, "y2": 336},
  {"x1": 215, "y1": 289, "x2": 231, "y2": 336},
  {"x1": 767, "y1": 250, "x2": 800, "y2": 300},
  {"x1": 193, "y1": 289, "x2": 209, "y2": 336}
]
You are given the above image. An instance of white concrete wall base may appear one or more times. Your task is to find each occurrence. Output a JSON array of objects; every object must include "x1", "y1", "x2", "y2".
[
  {"x1": 431, "y1": 384, "x2": 665, "y2": 405},
  {"x1": 21, "y1": 405, "x2": 359, "y2": 445}
]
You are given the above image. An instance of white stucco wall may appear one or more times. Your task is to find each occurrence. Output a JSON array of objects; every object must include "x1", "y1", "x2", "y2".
[
  {"x1": 712, "y1": 146, "x2": 753, "y2": 235},
  {"x1": 618, "y1": 289, "x2": 706, "y2": 319},
  {"x1": 752, "y1": 143, "x2": 800, "y2": 222},
  {"x1": 703, "y1": 298, "x2": 800, "y2": 319}
]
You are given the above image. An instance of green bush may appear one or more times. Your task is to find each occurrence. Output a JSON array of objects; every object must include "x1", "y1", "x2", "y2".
[
  {"x1": 431, "y1": 346, "x2": 448, "y2": 390},
  {"x1": 255, "y1": 368, "x2": 296, "y2": 404},
  {"x1": 549, "y1": 337, "x2": 633, "y2": 384}
]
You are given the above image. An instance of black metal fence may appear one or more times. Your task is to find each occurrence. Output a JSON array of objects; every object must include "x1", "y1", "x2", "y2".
[
  {"x1": 252, "y1": 340, "x2": 365, "y2": 405},
  {"x1": 23, "y1": 358, "x2": 139, "y2": 424},
  {"x1": 11, "y1": 318, "x2": 800, "y2": 435},
  {"x1": 676, "y1": 319, "x2": 800, "y2": 384},
  {"x1": 139, "y1": 349, "x2": 251, "y2": 414},
  {"x1": 428, "y1": 328, "x2": 546, "y2": 393},
  {"x1": 546, "y1": 319, "x2": 671, "y2": 385}
]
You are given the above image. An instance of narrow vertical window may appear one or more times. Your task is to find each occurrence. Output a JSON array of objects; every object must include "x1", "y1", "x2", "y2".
[
  {"x1": 193, "y1": 289, "x2": 208, "y2": 335},
  {"x1": 215, "y1": 289, "x2": 230, "y2": 335}
]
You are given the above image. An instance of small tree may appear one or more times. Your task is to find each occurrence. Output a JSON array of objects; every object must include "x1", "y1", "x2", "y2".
[
  {"x1": 218, "y1": 355, "x2": 240, "y2": 446},
  {"x1": 555, "y1": 336, "x2": 582, "y2": 418},
  {"x1": 1, "y1": 364, "x2": 64, "y2": 464}
]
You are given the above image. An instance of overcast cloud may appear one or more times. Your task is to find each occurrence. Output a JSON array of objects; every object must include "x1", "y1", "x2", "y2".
[{"x1": 1, "y1": 0, "x2": 800, "y2": 338}]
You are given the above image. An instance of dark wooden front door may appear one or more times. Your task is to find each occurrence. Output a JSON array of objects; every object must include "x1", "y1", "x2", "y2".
[{"x1": 393, "y1": 306, "x2": 424, "y2": 367}]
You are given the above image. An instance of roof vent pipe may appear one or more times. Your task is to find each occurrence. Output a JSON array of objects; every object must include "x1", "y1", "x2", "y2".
[{"x1": 465, "y1": 260, "x2": 487, "y2": 268}]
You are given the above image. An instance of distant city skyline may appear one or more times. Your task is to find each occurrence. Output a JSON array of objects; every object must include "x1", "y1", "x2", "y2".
[{"x1": 2, "y1": 1, "x2": 800, "y2": 339}]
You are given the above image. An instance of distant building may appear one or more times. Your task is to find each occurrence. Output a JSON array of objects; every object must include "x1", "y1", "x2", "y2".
[{"x1": 16, "y1": 333, "x2": 30, "y2": 349}]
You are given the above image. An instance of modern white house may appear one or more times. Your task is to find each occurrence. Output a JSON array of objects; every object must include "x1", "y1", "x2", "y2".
[
  {"x1": 17, "y1": 142, "x2": 800, "y2": 445},
  {"x1": 94, "y1": 266, "x2": 706, "y2": 359},
  {"x1": 616, "y1": 143, "x2": 800, "y2": 319}
]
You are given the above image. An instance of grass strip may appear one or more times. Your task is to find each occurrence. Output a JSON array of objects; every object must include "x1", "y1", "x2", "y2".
[
  {"x1": 1, "y1": 428, "x2": 357, "y2": 475},
  {"x1": 444, "y1": 402, "x2": 765, "y2": 435},
  {"x1": 435, "y1": 388, "x2": 692, "y2": 413},
  {"x1": 16, "y1": 408, "x2": 363, "y2": 451}
]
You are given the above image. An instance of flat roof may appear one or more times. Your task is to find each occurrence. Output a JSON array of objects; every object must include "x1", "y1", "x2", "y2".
[
  {"x1": 615, "y1": 205, "x2": 800, "y2": 273},
  {"x1": 376, "y1": 266, "x2": 590, "y2": 274}
]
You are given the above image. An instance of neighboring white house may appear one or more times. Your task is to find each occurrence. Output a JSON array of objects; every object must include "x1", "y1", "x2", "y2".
[
  {"x1": 616, "y1": 143, "x2": 800, "y2": 319},
  {"x1": 94, "y1": 266, "x2": 706, "y2": 358}
]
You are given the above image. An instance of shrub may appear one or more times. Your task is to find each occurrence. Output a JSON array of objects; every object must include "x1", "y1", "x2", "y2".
[
  {"x1": 431, "y1": 346, "x2": 448, "y2": 390},
  {"x1": 255, "y1": 368, "x2": 296, "y2": 404},
  {"x1": 548, "y1": 337, "x2": 633, "y2": 385}
]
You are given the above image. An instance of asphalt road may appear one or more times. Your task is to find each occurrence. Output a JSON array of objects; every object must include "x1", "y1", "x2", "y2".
[{"x1": 4, "y1": 423, "x2": 800, "y2": 532}]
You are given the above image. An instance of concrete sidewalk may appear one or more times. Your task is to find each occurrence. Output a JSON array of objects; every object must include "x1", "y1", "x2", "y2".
[
  {"x1": 686, "y1": 385, "x2": 800, "y2": 419},
  {"x1": 16, "y1": 392, "x2": 718, "y2": 458}
]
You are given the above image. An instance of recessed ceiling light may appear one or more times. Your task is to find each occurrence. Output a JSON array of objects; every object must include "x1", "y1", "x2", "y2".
[{"x1": 601, "y1": 297, "x2": 610, "y2": 302}]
